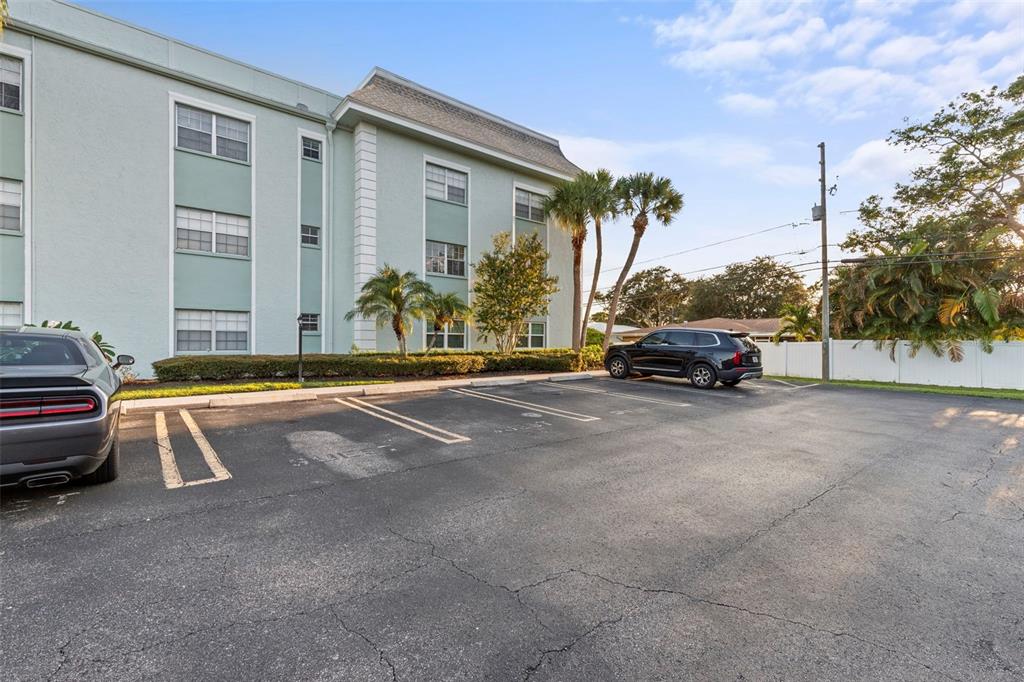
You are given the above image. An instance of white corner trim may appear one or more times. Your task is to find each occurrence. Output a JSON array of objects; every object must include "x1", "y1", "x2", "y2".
[
  {"x1": 0, "y1": 42, "x2": 33, "y2": 324},
  {"x1": 353, "y1": 121, "x2": 378, "y2": 350}
]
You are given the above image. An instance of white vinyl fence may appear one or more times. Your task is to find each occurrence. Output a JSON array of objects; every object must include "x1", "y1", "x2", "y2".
[{"x1": 759, "y1": 340, "x2": 1024, "y2": 390}]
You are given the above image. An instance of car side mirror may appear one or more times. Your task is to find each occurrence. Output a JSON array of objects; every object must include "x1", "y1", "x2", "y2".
[{"x1": 113, "y1": 354, "x2": 135, "y2": 369}]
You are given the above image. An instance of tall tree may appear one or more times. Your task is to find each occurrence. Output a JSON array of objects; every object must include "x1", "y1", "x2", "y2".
[
  {"x1": 595, "y1": 266, "x2": 689, "y2": 328},
  {"x1": 545, "y1": 180, "x2": 590, "y2": 351},
  {"x1": 686, "y1": 257, "x2": 807, "y2": 320},
  {"x1": 578, "y1": 169, "x2": 618, "y2": 350},
  {"x1": 473, "y1": 232, "x2": 559, "y2": 354},
  {"x1": 602, "y1": 173, "x2": 684, "y2": 351},
  {"x1": 422, "y1": 291, "x2": 472, "y2": 353},
  {"x1": 772, "y1": 303, "x2": 818, "y2": 343},
  {"x1": 344, "y1": 265, "x2": 432, "y2": 357}
]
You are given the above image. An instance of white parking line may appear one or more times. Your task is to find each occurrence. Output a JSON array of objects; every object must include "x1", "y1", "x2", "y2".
[
  {"x1": 542, "y1": 381, "x2": 691, "y2": 407},
  {"x1": 335, "y1": 397, "x2": 471, "y2": 444},
  {"x1": 449, "y1": 388, "x2": 601, "y2": 422},
  {"x1": 153, "y1": 410, "x2": 232, "y2": 489}
]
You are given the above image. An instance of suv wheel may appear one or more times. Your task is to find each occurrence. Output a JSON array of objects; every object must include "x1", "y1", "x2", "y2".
[
  {"x1": 689, "y1": 363, "x2": 717, "y2": 389},
  {"x1": 607, "y1": 355, "x2": 630, "y2": 379}
]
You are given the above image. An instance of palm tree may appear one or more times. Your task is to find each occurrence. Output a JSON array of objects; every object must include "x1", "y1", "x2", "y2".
[
  {"x1": 423, "y1": 291, "x2": 472, "y2": 352},
  {"x1": 344, "y1": 265, "x2": 432, "y2": 357},
  {"x1": 602, "y1": 173, "x2": 684, "y2": 351},
  {"x1": 545, "y1": 180, "x2": 591, "y2": 351},
  {"x1": 772, "y1": 303, "x2": 818, "y2": 343},
  {"x1": 578, "y1": 169, "x2": 618, "y2": 349}
]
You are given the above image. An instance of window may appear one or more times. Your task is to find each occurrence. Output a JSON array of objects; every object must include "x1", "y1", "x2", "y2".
[
  {"x1": 0, "y1": 179, "x2": 22, "y2": 232},
  {"x1": 665, "y1": 331, "x2": 695, "y2": 346},
  {"x1": 301, "y1": 225, "x2": 320, "y2": 246},
  {"x1": 175, "y1": 104, "x2": 249, "y2": 162},
  {"x1": 694, "y1": 332, "x2": 719, "y2": 347},
  {"x1": 515, "y1": 189, "x2": 546, "y2": 222},
  {"x1": 0, "y1": 332, "x2": 87, "y2": 365},
  {"x1": 425, "y1": 163, "x2": 467, "y2": 204},
  {"x1": 301, "y1": 137, "x2": 321, "y2": 161},
  {"x1": 175, "y1": 207, "x2": 249, "y2": 256},
  {"x1": 427, "y1": 319, "x2": 465, "y2": 350},
  {"x1": 425, "y1": 240, "x2": 466, "y2": 277},
  {"x1": 299, "y1": 313, "x2": 319, "y2": 332},
  {"x1": 640, "y1": 332, "x2": 669, "y2": 345},
  {"x1": 518, "y1": 322, "x2": 545, "y2": 349},
  {"x1": 0, "y1": 301, "x2": 23, "y2": 328},
  {"x1": 0, "y1": 56, "x2": 21, "y2": 112},
  {"x1": 175, "y1": 309, "x2": 249, "y2": 352}
]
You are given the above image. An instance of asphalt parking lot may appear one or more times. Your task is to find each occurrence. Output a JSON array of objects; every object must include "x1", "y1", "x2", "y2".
[{"x1": 2, "y1": 376, "x2": 1023, "y2": 681}]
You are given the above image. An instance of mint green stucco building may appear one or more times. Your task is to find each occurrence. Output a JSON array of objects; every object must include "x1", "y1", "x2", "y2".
[{"x1": 0, "y1": 1, "x2": 580, "y2": 375}]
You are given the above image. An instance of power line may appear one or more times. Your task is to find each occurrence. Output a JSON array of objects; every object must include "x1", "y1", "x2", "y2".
[{"x1": 597, "y1": 219, "x2": 811, "y2": 274}]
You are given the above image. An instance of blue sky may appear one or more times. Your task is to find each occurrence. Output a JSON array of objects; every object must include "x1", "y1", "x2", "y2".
[{"x1": 82, "y1": 0, "x2": 1024, "y2": 293}]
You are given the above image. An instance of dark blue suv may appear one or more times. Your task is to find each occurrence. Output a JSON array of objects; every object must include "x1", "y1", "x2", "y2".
[{"x1": 604, "y1": 328, "x2": 763, "y2": 389}]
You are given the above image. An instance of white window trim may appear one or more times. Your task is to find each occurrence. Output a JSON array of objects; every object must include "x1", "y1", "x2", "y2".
[
  {"x1": 425, "y1": 239, "x2": 467, "y2": 278},
  {"x1": 517, "y1": 322, "x2": 546, "y2": 350},
  {"x1": 1, "y1": 44, "x2": 30, "y2": 325},
  {"x1": 514, "y1": 187, "x2": 547, "y2": 224},
  {"x1": 296, "y1": 128, "x2": 327, "y2": 354},
  {"x1": 424, "y1": 155, "x2": 470, "y2": 206},
  {"x1": 174, "y1": 309, "x2": 251, "y2": 354},
  {"x1": 426, "y1": 319, "x2": 467, "y2": 350},
  {"x1": 299, "y1": 313, "x2": 320, "y2": 333},
  {"x1": 0, "y1": 53, "x2": 23, "y2": 114},
  {"x1": 170, "y1": 93, "x2": 257, "y2": 356},
  {"x1": 174, "y1": 102, "x2": 251, "y2": 164},
  {"x1": 301, "y1": 136, "x2": 322, "y2": 162},
  {"x1": 0, "y1": 178, "x2": 23, "y2": 234},
  {"x1": 174, "y1": 206, "x2": 250, "y2": 257}
]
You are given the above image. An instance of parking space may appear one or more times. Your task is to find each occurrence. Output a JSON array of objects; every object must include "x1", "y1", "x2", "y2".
[{"x1": 3, "y1": 377, "x2": 1023, "y2": 680}]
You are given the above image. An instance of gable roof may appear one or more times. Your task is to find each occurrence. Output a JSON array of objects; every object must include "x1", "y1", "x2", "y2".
[
  {"x1": 681, "y1": 318, "x2": 782, "y2": 334},
  {"x1": 341, "y1": 69, "x2": 581, "y2": 178}
]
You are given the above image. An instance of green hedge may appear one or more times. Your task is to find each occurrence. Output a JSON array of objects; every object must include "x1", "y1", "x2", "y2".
[{"x1": 152, "y1": 346, "x2": 605, "y2": 382}]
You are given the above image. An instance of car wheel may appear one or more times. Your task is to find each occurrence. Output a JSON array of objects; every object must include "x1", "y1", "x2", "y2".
[
  {"x1": 689, "y1": 363, "x2": 717, "y2": 389},
  {"x1": 721, "y1": 379, "x2": 740, "y2": 387},
  {"x1": 83, "y1": 434, "x2": 120, "y2": 485},
  {"x1": 607, "y1": 355, "x2": 630, "y2": 379}
]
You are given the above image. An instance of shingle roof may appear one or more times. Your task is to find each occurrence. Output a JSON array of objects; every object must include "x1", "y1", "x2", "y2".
[
  {"x1": 346, "y1": 71, "x2": 581, "y2": 178},
  {"x1": 681, "y1": 318, "x2": 783, "y2": 334}
]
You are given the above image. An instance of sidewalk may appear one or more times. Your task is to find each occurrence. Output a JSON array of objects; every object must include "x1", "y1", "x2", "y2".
[{"x1": 120, "y1": 371, "x2": 606, "y2": 414}]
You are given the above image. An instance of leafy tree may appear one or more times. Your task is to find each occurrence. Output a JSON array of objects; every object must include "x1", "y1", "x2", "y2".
[
  {"x1": 473, "y1": 232, "x2": 559, "y2": 354},
  {"x1": 422, "y1": 291, "x2": 472, "y2": 353},
  {"x1": 545, "y1": 178, "x2": 590, "y2": 351},
  {"x1": 835, "y1": 76, "x2": 1024, "y2": 360},
  {"x1": 595, "y1": 266, "x2": 689, "y2": 328},
  {"x1": 27, "y1": 320, "x2": 115, "y2": 360},
  {"x1": 344, "y1": 265, "x2": 432, "y2": 357},
  {"x1": 578, "y1": 169, "x2": 618, "y2": 349},
  {"x1": 772, "y1": 303, "x2": 818, "y2": 343},
  {"x1": 585, "y1": 326, "x2": 604, "y2": 346},
  {"x1": 686, "y1": 257, "x2": 807, "y2": 320},
  {"x1": 602, "y1": 173, "x2": 684, "y2": 350}
]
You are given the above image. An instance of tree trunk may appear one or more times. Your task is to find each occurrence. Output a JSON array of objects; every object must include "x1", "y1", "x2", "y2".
[
  {"x1": 603, "y1": 221, "x2": 647, "y2": 352},
  {"x1": 580, "y1": 220, "x2": 602, "y2": 349},
  {"x1": 571, "y1": 238, "x2": 583, "y2": 352},
  {"x1": 392, "y1": 315, "x2": 407, "y2": 357}
]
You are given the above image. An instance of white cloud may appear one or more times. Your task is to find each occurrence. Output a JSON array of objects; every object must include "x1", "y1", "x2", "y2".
[
  {"x1": 835, "y1": 138, "x2": 931, "y2": 186},
  {"x1": 780, "y1": 66, "x2": 933, "y2": 120},
  {"x1": 828, "y1": 17, "x2": 890, "y2": 60},
  {"x1": 668, "y1": 40, "x2": 768, "y2": 72},
  {"x1": 718, "y1": 92, "x2": 778, "y2": 115},
  {"x1": 868, "y1": 35, "x2": 940, "y2": 67},
  {"x1": 849, "y1": 0, "x2": 920, "y2": 17}
]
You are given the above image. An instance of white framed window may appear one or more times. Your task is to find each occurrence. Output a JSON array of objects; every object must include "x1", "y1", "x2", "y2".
[
  {"x1": 425, "y1": 240, "x2": 466, "y2": 277},
  {"x1": 299, "y1": 313, "x2": 320, "y2": 332},
  {"x1": 300, "y1": 225, "x2": 320, "y2": 246},
  {"x1": 0, "y1": 56, "x2": 21, "y2": 112},
  {"x1": 174, "y1": 309, "x2": 250, "y2": 353},
  {"x1": 515, "y1": 189, "x2": 546, "y2": 223},
  {"x1": 174, "y1": 309, "x2": 212, "y2": 352},
  {"x1": 427, "y1": 319, "x2": 466, "y2": 350},
  {"x1": 0, "y1": 301, "x2": 23, "y2": 328},
  {"x1": 0, "y1": 178, "x2": 22, "y2": 232},
  {"x1": 175, "y1": 104, "x2": 249, "y2": 162},
  {"x1": 518, "y1": 322, "x2": 545, "y2": 349},
  {"x1": 425, "y1": 162, "x2": 467, "y2": 204},
  {"x1": 301, "y1": 137, "x2": 321, "y2": 161},
  {"x1": 175, "y1": 207, "x2": 249, "y2": 256}
]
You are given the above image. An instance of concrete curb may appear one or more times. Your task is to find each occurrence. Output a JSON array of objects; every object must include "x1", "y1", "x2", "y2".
[{"x1": 121, "y1": 371, "x2": 606, "y2": 414}]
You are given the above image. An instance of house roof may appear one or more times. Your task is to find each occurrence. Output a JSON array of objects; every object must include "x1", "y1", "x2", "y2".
[
  {"x1": 680, "y1": 318, "x2": 782, "y2": 334},
  {"x1": 343, "y1": 69, "x2": 581, "y2": 178},
  {"x1": 587, "y1": 322, "x2": 639, "y2": 334}
]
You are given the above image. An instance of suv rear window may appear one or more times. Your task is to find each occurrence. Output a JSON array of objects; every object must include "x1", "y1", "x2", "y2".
[
  {"x1": 693, "y1": 332, "x2": 719, "y2": 347},
  {"x1": 729, "y1": 335, "x2": 759, "y2": 351},
  {"x1": 0, "y1": 333, "x2": 87, "y2": 366}
]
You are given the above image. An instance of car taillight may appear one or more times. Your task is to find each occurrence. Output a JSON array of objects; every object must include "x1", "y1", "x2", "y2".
[
  {"x1": 0, "y1": 396, "x2": 98, "y2": 420},
  {"x1": 733, "y1": 351, "x2": 743, "y2": 367}
]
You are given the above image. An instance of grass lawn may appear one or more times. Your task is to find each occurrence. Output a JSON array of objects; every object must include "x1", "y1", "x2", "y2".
[
  {"x1": 117, "y1": 379, "x2": 391, "y2": 401},
  {"x1": 766, "y1": 376, "x2": 1024, "y2": 401}
]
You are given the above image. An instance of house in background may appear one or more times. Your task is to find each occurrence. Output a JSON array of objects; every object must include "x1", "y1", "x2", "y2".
[
  {"x1": 587, "y1": 322, "x2": 639, "y2": 345},
  {"x1": 0, "y1": 0, "x2": 579, "y2": 375},
  {"x1": 617, "y1": 317, "x2": 785, "y2": 343}
]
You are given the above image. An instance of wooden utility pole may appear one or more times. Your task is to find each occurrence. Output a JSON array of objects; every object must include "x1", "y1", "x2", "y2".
[{"x1": 817, "y1": 142, "x2": 830, "y2": 382}]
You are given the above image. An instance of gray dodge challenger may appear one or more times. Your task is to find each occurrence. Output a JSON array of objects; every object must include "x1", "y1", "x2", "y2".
[{"x1": 0, "y1": 327, "x2": 134, "y2": 488}]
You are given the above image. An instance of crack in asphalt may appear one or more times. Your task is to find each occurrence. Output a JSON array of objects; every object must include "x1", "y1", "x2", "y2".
[
  {"x1": 328, "y1": 606, "x2": 397, "y2": 682},
  {"x1": 520, "y1": 615, "x2": 624, "y2": 681}
]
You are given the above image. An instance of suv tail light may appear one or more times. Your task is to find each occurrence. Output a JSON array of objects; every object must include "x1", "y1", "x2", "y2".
[
  {"x1": 733, "y1": 351, "x2": 743, "y2": 367},
  {"x1": 0, "y1": 396, "x2": 98, "y2": 420}
]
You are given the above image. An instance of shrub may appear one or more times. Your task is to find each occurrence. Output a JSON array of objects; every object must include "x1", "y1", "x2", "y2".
[{"x1": 151, "y1": 348, "x2": 606, "y2": 382}]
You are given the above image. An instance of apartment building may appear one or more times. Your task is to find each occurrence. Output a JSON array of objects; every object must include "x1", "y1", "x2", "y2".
[{"x1": 0, "y1": 0, "x2": 580, "y2": 374}]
